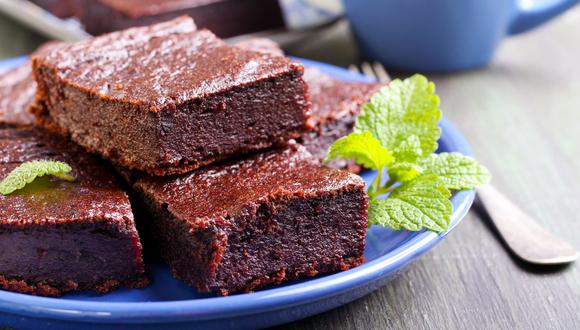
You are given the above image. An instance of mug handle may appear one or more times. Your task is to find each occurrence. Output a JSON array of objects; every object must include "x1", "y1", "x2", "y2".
[{"x1": 509, "y1": 0, "x2": 579, "y2": 34}]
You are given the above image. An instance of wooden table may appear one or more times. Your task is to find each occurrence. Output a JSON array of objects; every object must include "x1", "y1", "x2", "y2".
[{"x1": 1, "y1": 8, "x2": 579, "y2": 329}]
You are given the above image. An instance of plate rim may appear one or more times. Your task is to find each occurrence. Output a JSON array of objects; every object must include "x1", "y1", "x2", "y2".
[{"x1": 0, "y1": 57, "x2": 476, "y2": 324}]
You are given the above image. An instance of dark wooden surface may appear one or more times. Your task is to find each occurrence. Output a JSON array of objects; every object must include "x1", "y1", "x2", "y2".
[{"x1": 1, "y1": 7, "x2": 579, "y2": 329}]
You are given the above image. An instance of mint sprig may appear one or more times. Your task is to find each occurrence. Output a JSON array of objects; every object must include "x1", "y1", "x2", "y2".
[
  {"x1": 0, "y1": 160, "x2": 75, "y2": 196},
  {"x1": 325, "y1": 74, "x2": 490, "y2": 233}
]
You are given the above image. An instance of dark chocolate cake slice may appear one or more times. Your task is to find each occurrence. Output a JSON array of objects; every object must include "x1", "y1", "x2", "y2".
[
  {"x1": 301, "y1": 68, "x2": 383, "y2": 172},
  {"x1": 236, "y1": 39, "x2": 385, "y2": 172},
  {"x1": 0, "y1": 127, "x2": 148, "y2": 296},
  {"x1": 81, "y1": 0, "x2": 285, "y2": 37},
  {"x1": 133, "y1": 144, "x2": 368, "y2": 295},
  {"x1": 32, "y1": 17, "x2": 310, "y2": 176},
  {"x1": 0, "y1": 41, "x2": 63, "y2": 128},
  {"x1": 0, "y1": 62, "x2": 36, "y2": 127}
]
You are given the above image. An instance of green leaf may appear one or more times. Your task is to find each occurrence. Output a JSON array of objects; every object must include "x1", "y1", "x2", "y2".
[
  {"x1": 420, "y1": 152, "x2": 491, "y2": 190},
  {"x1": 0, "y1": 160, "x2": 74, "y2": 196},
  {"x1": 321, "y1": 74, "x2": 488, "y2": 233},
  {"x1": 388, "y1": 162, "x2": 423, "y2": 183},
  {"x1": 368, "y1": 175, "x2": 452, "y2": 232},
  {"x1": 393, "y1": 135, "x2": 422, "y2": 163},
  {"x1": 355, "y1": 74, "x2": 441, "y2": 157},
  {"x1": 324, "y1": 131, "x2": 393, "y2": 170}
]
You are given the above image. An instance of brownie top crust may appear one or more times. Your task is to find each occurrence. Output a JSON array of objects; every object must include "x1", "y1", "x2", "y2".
[
  {"x1": 34, "y1": 16, "x2": 304, "y2": 111},
  {"x1": 0, "y1": 127, "x2": 133, "y2": 226},
  {"x1": 0, "y1": 63, "x2": 36, "y2": 127},
  {"x1": 0, "y1": 41, "x2": 64, "y2": 127},
  {"x1": 234, "y1": 38, "x2": 285, "y2": 56},
  {"x1": 303, "y1": 68, "x2": 382, "y2": 123},
  {"x1": 135, "y1": 145, "x2": 366, "y2": 224},
  {"x1": 234, "y1": 38, "x2": 382, "y2": 124}
]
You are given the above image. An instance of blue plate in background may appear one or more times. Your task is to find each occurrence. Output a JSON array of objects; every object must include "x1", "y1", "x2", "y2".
[{"x1": 0, "y1": 57, "x2": 475, "y2": 329}]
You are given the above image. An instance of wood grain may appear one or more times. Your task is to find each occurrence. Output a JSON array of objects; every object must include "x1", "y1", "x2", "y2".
[{"x1": 0, "y1": 7, "x2": 579, "y2": 329}]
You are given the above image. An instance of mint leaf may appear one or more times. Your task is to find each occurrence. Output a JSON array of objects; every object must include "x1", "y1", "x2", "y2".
[
  {"x1": 355, "y1": 74, "x2": 441, "y2": 157},
  {"x1": 393, "y1": 135, "x2": 422, "y2": 162},
  {"x1": 324, "y1": 74, "x2": 490, "y2": 233},
  {"x1": 420, "y1": 152, "x2": 490, "y2": 190},
  {"x1": 388, "y1": 162, "x2": 423, "y2": 183},
  {"x1": 0, "y1": 160, "x2": 74, "y2": 196},
  {"x1": 368, "y1": 175, "x2": 452, "y2": 232},
  {"x1": 325, "y1": 131, "x2": 393, "y2": 170}
]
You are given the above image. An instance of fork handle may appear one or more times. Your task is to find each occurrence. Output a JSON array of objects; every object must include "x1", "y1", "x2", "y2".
[{"x1": 476, "y1": 184, "x2": 578, "y2": 265}]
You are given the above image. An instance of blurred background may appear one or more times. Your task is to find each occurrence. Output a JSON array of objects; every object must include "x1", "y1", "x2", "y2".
[{"x1": 0, "y1": 0, "x2": 578, "y2": 71}]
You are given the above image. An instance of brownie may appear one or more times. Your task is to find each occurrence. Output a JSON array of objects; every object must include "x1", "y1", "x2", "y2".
[
  {"x1": 0, "y1": 63, "x2": 36, "y2": 127},
  {"x1": 0, "y1": 127, "x2": 147, "y2": 297},
  {"x1": 301, "y1": 68, "x2": 383, "y2": 172},
  {"x1": 29, "y1": 0, "x2": 82, "y2": 18},
  {"x1": 32, "y1": 17, "x2": 310, "y2": 176},
  {"x1": 0, "y1": 42, "x2": 64, "y2": 128},
  {"x1": 233, "y1": 38, "x2": 285, "y2": 56},
  {"x1": 133, "y1": 144, "x2": 368, "y2": 295},
  {"x1": 236, "y1": 38, "x2": 384, "y2": 171},
  {"x1": 81, "y1": 0, "x2": 285, "y2": 37}
]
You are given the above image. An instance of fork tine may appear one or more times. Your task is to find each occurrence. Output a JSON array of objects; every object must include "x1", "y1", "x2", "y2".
[
  {"x1": 372, "y1": 61, "x2": 391, "y2": 83},
  {"x1": 348, "y1": 64, "x2": 360, "y2": 74},
  {"x1": 360, "y1": 62, "x2": 376, "y2": 80},
  {"x1": 350, "y1": 62, "x2": 391, "y2": 83}
]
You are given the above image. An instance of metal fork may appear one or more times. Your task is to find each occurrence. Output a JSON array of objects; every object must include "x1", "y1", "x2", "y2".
[
  {"x1": 349, "y1": 62, "x2": 391, "y2": 83},
  {"x1": 350, "y1": 61, "x2": 578, "y2": 266}
]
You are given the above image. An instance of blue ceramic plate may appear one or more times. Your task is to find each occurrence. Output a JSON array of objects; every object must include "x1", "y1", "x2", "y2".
[{"x1": 0, "y1": 57, "x2": 475, "y2": 330}]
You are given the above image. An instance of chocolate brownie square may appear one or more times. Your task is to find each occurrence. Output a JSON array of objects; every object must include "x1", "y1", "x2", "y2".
[
  {"x1": 0, "y1": 42, "x2": 64, "y2": 128},
  {"x1": 235, "y1": 39, "x2": 384, "y2": 172},
  {"x1": 301, "y1": 68, "x2": 383, "y2": 172},
  {"x1": 234, "y1": 37, "x2": 285, "y2": 56},
  {"x1": 0, "y1": 127, "x2": 147, "y2": 296},
  {"x1": 0, "y1": 62, "x2": 36, "y2": 127},
  {"x1": 133, "y1": 145, "x2": 368, "y2": 295},
  {"x1": 32, "y1": 17, "x2": 310, "y2": 176}
]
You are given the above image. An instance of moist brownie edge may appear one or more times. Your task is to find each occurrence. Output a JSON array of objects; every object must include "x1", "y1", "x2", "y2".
[
  {"x1": 236, "y1": 39, "x2": 385, "y2": 172},
  {"x1": 133, "y1": 146, "x2": 368, "y2": 295},
  {"x1": 0, "y1": 275, "x2": 148, "y2": 297},
  {"x1": 136, "y1": 173, "x2": 368, "y2": 295},
  {"x1": 0, "y1": 218, "x2": 149, "y2": 297},
  {"x1": 32, "y1": 60, "x2": 310, "y2": 175},
  {"x1": 0, "y1": 63, "x2": 36, "y2": 127},
  {"x1": 208, "y1": 184, "x2": 368, "y2": 295},
  {"x1": 32, "y1": 18, "x2": 311, "y2": 175},
  {"x1": 32, "y1": 60, "x2": 165, "y2": 171},
  {"x1": 0, "y1": 127, "x2": 149, "y2": 296}
]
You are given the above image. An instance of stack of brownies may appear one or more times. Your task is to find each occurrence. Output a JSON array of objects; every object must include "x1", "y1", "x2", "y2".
[
  {"x1": 0, "y1": 16, "x2": 386, "y2": 296},
  {"x1": 30, "y1": 0, "x2": 286, "y2": 38}
]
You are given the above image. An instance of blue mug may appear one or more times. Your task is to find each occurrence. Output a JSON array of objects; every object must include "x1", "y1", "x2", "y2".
[{"x1": 343, "y1": 0, "x2": 579, "y2": 71}]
